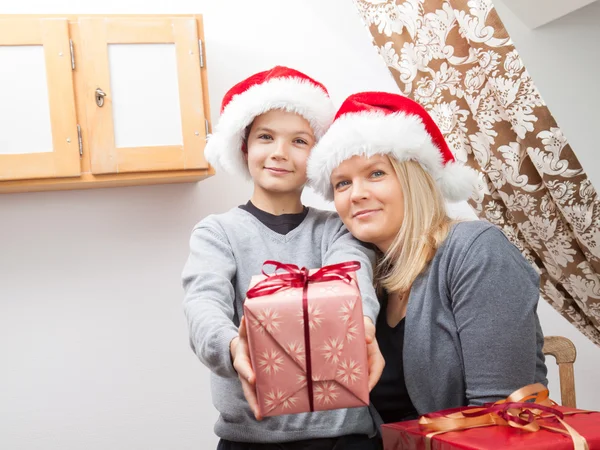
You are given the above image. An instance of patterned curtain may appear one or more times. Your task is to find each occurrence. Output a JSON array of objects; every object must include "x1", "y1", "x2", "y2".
[{"x1": 352, "y1": 0, "x2": 600, "y2": 344}]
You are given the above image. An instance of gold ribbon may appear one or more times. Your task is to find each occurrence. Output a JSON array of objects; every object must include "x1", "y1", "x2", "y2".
[{"x1": 418, "y1": 384, "x2": 590, "y2": 450}]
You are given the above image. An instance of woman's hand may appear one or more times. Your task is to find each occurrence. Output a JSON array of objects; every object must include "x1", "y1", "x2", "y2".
[
  {"x1": 230, "y1": 316, "x2": 262, "y2": 420},
  {"x1": 364, "y1": 316, "x2": 385, "y2": 391}
]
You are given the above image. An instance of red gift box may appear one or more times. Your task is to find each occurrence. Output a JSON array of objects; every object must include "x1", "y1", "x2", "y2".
[
  {"x1": 243, "y1": 260, "x2": 370, "y2": 417},
  {"x1": 382, "y1": 384, "x2": 600, "y2": 450}
]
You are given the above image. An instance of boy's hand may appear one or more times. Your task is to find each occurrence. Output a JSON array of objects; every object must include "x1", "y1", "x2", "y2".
[
  {"x1": 230, "y1": 316, "x2": 262, "y2": 420},
  {"x1": 363, "y1": 316, "x2": 385, "y2": 391}
]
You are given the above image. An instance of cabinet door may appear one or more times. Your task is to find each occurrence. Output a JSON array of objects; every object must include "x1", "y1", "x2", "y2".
[
  {"x1": 79, "y1": 17, "x2": 209, "y2": 175},
  {"x1": 0, "y1": 18, "x2": 80, "y2": 181}
]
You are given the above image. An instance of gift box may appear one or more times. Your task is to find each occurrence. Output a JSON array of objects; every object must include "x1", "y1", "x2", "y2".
[
  {"x1": 382, "y1": 384, "x2": 600, "y2": 450},
  {"x1": 243, "y1": 260, "x2": 369, "y2": 417}
]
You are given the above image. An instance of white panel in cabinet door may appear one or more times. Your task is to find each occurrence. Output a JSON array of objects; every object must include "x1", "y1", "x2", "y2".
[
  {"x1": 0, "y1": 45, "x2": 53, "y2": 155},
  {"x1": 108, "y1": 43, "x2": 183, "y2": 149}
]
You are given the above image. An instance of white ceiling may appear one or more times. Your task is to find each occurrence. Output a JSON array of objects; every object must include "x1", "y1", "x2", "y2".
[{"x1": 499, "y1": 0, "x2": 599, "y2": 28}]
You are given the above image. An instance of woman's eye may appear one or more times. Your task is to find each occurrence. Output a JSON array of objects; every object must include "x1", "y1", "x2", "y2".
[
  {"x1": 258, "y1": 134, "x2": 273, "y2": 140},
  {"x1": 294, "y1": 138, "x2": 308, "y2": 145},
  {"x1": 334, "y1": 180, "x2": 350, "y2": 190},
  {"x1": 371, "y1": 170, "x2": 385, "y2": 178}
]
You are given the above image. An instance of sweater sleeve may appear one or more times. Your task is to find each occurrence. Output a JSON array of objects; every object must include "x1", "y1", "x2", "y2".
[
  {"x1": 321, "y1": 216, "x2": 380, "y2": 324},
  {"x1": 449, "y1": 226, "x2": 546, "y2": 405},
  {"x1": 181, "y1": 221, "x2": 239, "y2": 379}
]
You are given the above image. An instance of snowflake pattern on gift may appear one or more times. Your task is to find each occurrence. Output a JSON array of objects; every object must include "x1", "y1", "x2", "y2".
[
  {"x1": 319, "y1": 285, "x2": 339, "y2": 294},
  {"x1": 314, "y1": 381, "x2": 339, "y2": 406},
  {"x1": 321, "y1": 338, "x2": 344, "y2": 364},
  {"x1": 286, "y1": 341, "x2": 305, "y2": 364},
  {"x1": 252, "y1": 308, "x2": 281, "y2": 335},
  {"x1": 282, "y1": 395, "x2": 298, "y2": 410},
  {"x1": 337, "y1": 359, "x2": 362, "y2": 384},
  {"x1": 296, "y1": 373, "x2": 324, "y2": 387},
  {"x1": 297, "y1": 373, "x2": 307, "y2": 387},
  {"x1": 264, "y1": 389, "x2": 297, "y2": 411},
  {"x1": 338, "y1": 299, "x2": 356, "y2": 323},
  {"x1": 282, "y1": 287, "x2": 298, "y2": 298},
  {"x1": 297, "y1": 304, "x2": 324, "y2": 330},
  {"x1": 345, "y1": 320, "x2": 359, "y2": 342},
  {"x1": 258, "y1": 349, "x2": 284, "y2": 375}
]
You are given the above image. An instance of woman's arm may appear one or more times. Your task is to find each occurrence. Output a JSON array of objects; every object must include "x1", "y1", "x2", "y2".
[{"x1": 450, "y1": 226, "x2": 546, "y2": 405}]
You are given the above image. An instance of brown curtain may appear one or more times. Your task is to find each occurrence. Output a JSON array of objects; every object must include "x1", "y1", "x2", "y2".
[{"x1": 353, "y1": 0, "x2": 600, "y2": 344}]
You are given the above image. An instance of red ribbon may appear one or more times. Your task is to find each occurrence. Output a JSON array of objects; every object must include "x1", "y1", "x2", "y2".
[
  {"x1": 246, "y1": 260, "x2": 361, "y2": 412},
  {"x1": 246, "y1": 260, "x2": 361, "y2": 299}
]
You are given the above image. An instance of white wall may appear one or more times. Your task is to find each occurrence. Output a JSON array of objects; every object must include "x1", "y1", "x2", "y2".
[
  {"x1": 0, "y1": 1, "x2": 598, "y2": 449},
  {"x1": 500, "y1": 0, "x2": 598, "y2": 29}
]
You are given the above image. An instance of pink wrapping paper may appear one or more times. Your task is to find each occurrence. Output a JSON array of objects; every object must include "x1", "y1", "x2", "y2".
[{"x1": 243, "y1": 263, "x2": 369, "y2": 417}]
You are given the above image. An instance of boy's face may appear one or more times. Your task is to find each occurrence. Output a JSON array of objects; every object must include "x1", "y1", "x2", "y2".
[{"x1": 245, "y1": 109, "x2": 315, "y2": 195}]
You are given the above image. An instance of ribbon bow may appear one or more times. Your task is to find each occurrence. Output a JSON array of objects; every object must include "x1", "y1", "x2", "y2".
[
  {"x1": 246, "y1": 260, "x2": 361, "y2": 412},
  {"x1": 419, "y1": 383, "x2": 589, "y2": 450},
  {"x1": 246, "y1": 260, "x2": 360, "y2": 299}
]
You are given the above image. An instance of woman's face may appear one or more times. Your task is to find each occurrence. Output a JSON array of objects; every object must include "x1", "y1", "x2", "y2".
[{"x1": 331, "y1": 154, "x2": 404, "y2": 253}]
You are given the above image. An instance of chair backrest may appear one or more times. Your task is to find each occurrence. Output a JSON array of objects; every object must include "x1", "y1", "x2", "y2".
[{"x1": 542, "y1": 336, "x2": 577, "y2": 408}]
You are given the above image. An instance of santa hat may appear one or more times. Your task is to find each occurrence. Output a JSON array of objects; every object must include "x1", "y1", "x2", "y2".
[
  {"x1": 307, "y1": 92, "x2": 479, "y2": 202},
  {"x1": 204, "y1": 66, "x2": 335, "y2": 178}
]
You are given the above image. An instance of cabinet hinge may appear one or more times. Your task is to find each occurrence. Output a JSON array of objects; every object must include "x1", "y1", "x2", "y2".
[
  {"x1": 198, "y1": 39, "x2": 204, "y2": 68},
  {"x1": 204, "y1": 119, "x2": 209, "y2": 139},
  {"x1": 69, "y1": 39, "x2": 75, "y2": 70},
  {"x1": 77, "y1": 124, "x2": 83, "y2": 157}
]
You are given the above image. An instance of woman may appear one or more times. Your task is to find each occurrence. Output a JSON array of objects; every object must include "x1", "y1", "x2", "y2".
[{"x1": 307, "y1": 92, "x2": 548, "y2": 424}]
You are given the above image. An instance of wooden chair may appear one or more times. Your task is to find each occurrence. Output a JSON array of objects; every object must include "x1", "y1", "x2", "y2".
[{"x1": 542, "y1": 336, "x2": 577, "y2": 407}]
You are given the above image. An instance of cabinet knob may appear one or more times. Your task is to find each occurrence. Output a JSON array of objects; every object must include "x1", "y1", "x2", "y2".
[{"x1": 95, "y1": 88, "x2": 107, "y2": 107}]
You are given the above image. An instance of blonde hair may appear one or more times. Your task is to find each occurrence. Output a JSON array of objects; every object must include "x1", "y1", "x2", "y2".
[{"x1": 377, "y1": 158, "x2": 455, "y2": 296}]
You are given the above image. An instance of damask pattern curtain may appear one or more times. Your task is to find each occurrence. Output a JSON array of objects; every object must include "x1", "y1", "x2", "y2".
[{"x1": 352, "y1": 0, "x2": 600, "y2": 344}]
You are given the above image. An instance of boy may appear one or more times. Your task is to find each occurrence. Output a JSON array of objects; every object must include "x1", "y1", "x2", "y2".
[{"x1": 182, "y1": 67, "x2": 383, "y2": 449}]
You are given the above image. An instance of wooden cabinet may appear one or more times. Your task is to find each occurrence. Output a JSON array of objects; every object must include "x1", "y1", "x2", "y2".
[
  {"x1": 0, "y1": 18, "x2": 80, "y2": 181},
  {"x1": 0, "y1": 15, "x2": 213, "y2": 194}
]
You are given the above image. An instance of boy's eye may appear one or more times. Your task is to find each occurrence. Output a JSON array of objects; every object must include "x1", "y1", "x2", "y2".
[
  {"x1": 294, "y1": 138, "x2": 308, "y2": 145},
  {"x1": 334, "y1": 180, "x2": 350, "y2": 190},
  {"x1": 258, "y1": 134, "x2": 273, "y2": 140}
]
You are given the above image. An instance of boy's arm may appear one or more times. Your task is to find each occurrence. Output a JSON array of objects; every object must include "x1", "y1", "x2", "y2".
[
  {"x1": 182, "y1": 223, "x2": 239, "y2": 379},
  {"x1": 321, "y1": 216, "x2": 380, "y2": 324},
  {"x1": 322, "y1": 215, "x2": 384, "y2": 391}
]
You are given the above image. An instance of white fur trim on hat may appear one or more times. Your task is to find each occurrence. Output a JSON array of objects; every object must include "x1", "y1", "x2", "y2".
[
  {"x1": 307, "y1": 111, "x2": 479, "y2": 202},
  {"x1": 204, "y1": 77, "x2": 334, "y2": 178}
]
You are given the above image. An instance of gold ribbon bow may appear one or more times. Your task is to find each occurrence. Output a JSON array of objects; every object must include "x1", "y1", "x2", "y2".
[{"x1": 418, "y1": 383, "x2": 590, "y2": 450}]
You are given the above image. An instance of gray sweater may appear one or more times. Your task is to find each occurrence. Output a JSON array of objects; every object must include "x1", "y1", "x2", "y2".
[
  {"x1": 182, "y1": 207, "x2": 380, "y2": 443},
  {"x1": 403, "y1": 220, "x2": 548, "y2": 415}
]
